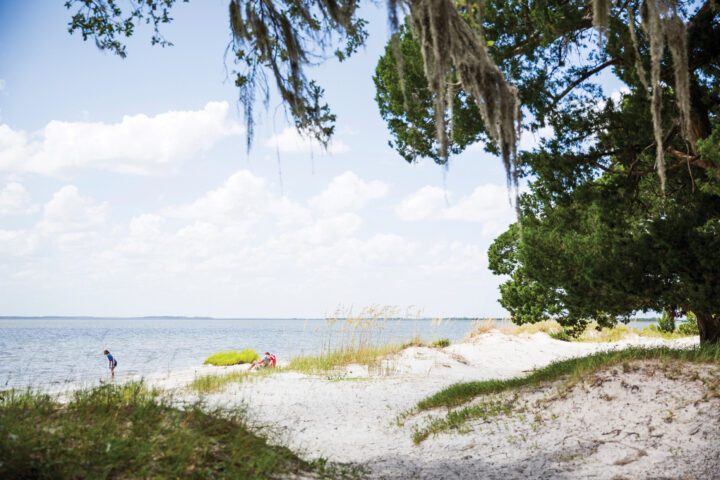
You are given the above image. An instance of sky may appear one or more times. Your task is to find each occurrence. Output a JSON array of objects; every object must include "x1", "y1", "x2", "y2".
[{"x1": 0, "y1": 1, "x2": 615, "y2": 318}]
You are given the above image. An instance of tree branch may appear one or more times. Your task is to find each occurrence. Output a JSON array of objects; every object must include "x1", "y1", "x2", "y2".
[{"x1": 551, "y1": 58, "x2": 619, "y2": 105}]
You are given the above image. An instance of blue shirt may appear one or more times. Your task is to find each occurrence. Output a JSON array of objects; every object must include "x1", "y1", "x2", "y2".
[{"x1": 107, "y1": 353, "x2": 116, "y2": 365}]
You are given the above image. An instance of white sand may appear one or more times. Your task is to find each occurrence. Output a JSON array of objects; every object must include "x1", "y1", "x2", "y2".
[{"x1": 156, "y1": 331, "x2": 719, "y2": 478}]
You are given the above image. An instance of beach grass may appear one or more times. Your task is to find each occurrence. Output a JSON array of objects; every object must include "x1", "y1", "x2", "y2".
[
  {"x1": 288, "y1": 305, "x2": 448, "y2": 375},
  {"x1": 411, "y1": 344, "x2": 720, "y2": 443},
  {"x1": 203, "y1": 349, "x2": 259, "y2": 366},
  {"x1": 0, "y1": 381, "x2": 343, "y2": 479},
  {"x1": 466, "y1": 318, "x2": 699, "y2": 342},
  {"x1": 188, "y1": 367, "x2": 277, "y2": 394}
]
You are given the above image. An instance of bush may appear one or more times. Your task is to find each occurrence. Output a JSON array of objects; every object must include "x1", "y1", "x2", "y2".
[
  {"x1": 204, "y1": 349, "x2": 260, "y2": 366},
  {"x1": 677, "y1": 313, "x2": 700, "y2": 336},
  {"x1": 657, "y1": 310, "x2": 675, "y2": 333},
  {"x1": 431, "y1": 338, "x2": 450, "y2": 348},
  {"x1": 549, "y1": 329, "x2": 572, "y2": 342}
]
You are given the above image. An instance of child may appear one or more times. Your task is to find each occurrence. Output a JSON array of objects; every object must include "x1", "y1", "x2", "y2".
[
  {"x1": 104, "y1": 349, "x2": 117, "y2": 377},
  {"x1": 249, "y1": 352, "x2": 276, "y2": 370}
]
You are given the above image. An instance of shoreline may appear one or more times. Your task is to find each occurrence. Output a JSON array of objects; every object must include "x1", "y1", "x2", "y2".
[{"x1": 10, "y1": 330, "x2": 718, "y2": 479}]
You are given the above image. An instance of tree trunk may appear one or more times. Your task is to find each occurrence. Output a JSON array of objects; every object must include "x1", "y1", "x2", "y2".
[{"x1": 696, "y1": 312, "x2": 720, "y2": 344}]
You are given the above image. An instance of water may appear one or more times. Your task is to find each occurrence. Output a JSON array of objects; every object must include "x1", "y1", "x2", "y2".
[{"x1": 0, "y1": 317, "x2": 479, "y2": 389}]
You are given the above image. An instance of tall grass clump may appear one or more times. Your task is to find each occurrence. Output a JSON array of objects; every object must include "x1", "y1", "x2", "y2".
[
  {"x1": 288, "y1": 306, "x2": 399, "y2": 374},
  {"x1": 289, "y1": 305, "x2": 445, "y2": 374},
  {"x1": 0, "y1": 381, "x2": 320, "y2": 479},
  {"x1": 204, "y1": 349, "x2": 259, "y2": 366}
]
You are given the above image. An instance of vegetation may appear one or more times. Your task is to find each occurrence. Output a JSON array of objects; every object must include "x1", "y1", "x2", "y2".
[
  {"x1": 188, "y1": 368, "x2": 278, "y2": 394},
  {"x1": 0, "y1": 381, "x2": 339, "y2": 479},
  {"x1": 431, "y1": 338, "x2": 450, "y2": 348},
  {"x1": 203, "y1": 349, "x2": 259, "y2": 366},
  {"x1": 412, "y1": 345, "x2": 720, "y2": 442},
  {"x1": 465, "y1": 318, "x2": 699, "y2": 342}
]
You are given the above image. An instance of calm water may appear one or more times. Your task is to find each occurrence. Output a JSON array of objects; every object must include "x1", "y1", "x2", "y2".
[
  {"x1": 0, "y1": 317, "x2": 480, "y2": 389},
  {"x1": 0, "y1": 317, "x2": 656, "y2": 390}
]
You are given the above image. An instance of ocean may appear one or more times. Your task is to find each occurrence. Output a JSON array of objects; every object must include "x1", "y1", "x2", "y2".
[{"x1": 0, "y1": 317, "x2": 481, "y2": 389}]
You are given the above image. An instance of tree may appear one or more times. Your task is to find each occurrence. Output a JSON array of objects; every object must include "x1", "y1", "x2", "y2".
[{"x1": 373, "y1": 2, "x2": 720, "y2": 342}]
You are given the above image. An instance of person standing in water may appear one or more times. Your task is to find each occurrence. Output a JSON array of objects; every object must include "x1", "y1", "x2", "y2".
[{"x1": 104, "y1": 349, "x2": 117, "y2": 377}]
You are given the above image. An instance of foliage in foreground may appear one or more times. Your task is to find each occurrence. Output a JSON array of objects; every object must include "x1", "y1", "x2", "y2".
[
  {"x1": 412, "y1": 344, "x2": 720, "y2": 443},
  {"x1": 203, "y1": 349, "x2": 259, "y2": 366},
  {"x1": 0, "y1": 381, "x2": 326, "y2": 479}
]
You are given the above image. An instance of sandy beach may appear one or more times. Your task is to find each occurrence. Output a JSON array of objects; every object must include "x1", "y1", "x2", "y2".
[{"x1": 132, "y1": 330, "x2": 719, "y2": 479}]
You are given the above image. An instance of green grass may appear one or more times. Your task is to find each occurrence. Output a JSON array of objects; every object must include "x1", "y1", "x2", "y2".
[
  {"x1": 411, "y1": 345, "x2": 720, "y2": 443},
  {"x1": 431, "y1": 338, "x2": 450, "y2": 348},
  {"x1": 0, "y1": 381, "x2": 346, "y2": 479},
  {"x1": 188, "y1": 367, "x2": 277, "y2": 394},
  {"x1": 288, "y1": 343, "x2": 403, "y2": 374},
  {"x1": 417, "y1": 345, "x2": 720, "y2": 411},
  {"x1": 203, "y1": 349, "x2": 259, "y2": 366}
]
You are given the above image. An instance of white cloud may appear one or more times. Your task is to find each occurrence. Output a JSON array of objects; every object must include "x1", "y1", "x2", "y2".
[
  {"x1": 309, "y1": 171, "x2": 388, "y2": 215},
  {"x1": 0, "y1": 182, "x2": 31, "y2": 215},
  {"x1": 266, "y1": 127, "x2": 349, "y2": 154},
  {"x1": 396, "y1": 184, "x2": 515, "y2": 235},
  {"x1": 0, "y1": 79, "x2": 6, "y2": 91},
  {"x1": 37, "y1": 185, "x2": 107, "y2": 234},
  {"x1": 0, "y1": 101, "x2": 244, "y2": 175},
  {"x1": 1, "y1": 171, "x2": 503, "y2": 316}
]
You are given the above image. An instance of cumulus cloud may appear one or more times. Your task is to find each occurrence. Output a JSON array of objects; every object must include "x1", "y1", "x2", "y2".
[
  {"x1": 266, "y1": 127, "x2": 349, "y2": 154},
  {"x1": 0, "y1": 182, "x2": 31, "y2": 215},
  {"x1": 309, "y1": 171, "x2": 388, "y2": 215},
  {"x1": 0, "y1": 101, "x2": 244, "y2": 175},
  {"x1": 396, "y1": 184, "x2": 515, "y2": 236},
  {"x1": 37, "y1": 185, "x2": 107, "y2": 234},
  {"x1": 1, "y1": 170, "x2": 500, "y2": 316}
]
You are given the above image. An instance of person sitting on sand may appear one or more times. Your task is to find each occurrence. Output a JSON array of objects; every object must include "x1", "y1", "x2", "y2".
[
  {"x1": 249, "y1": 352, "x2": 276, "y2": 370},
  {"x1": 104, "y1": 349, "x2": 117, "y2": 377}
]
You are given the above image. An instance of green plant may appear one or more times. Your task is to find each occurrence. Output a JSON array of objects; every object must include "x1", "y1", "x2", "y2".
[
  {"x1": 204, "y1": 349, "x2": 259, "y2": 366},
  {"x1": 0, "y1": 382, "x2": 320, "y2": 479},
  {"x1": 678, "y1": 313, "x2": 700, "y2": 336},
  {"x1": 658, "y1": 311, "x2": 676, "y2": 334},
  {"x1": 549, "y1": 329, "x2": 572, "y2": 342},
  {"x1": 431, "y1": 338, "x2": 450, "y2": 348}
]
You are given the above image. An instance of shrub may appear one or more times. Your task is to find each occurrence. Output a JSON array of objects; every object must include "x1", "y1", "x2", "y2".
[
  {"x1": 204, "y1": 349, "x2": 259, "y2": 366},
  {"x1": 658, "y1": 310, "x2": 676, "y2": 333},
  {"x1": 677, "y1": 313, "x2": 700, "y2": 336},
  {"x1": 549, "y1": 329, "x2": 572, "y2": 342},
  {"x1": 431, "y1": 338, "x2": 450, "y2": 348}
]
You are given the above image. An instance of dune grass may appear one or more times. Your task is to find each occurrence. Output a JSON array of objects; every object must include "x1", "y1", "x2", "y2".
[
  {"x1": 203, "y1": 349, "x2": 259, "y2": 366},
  {"x1": 188, "y1": 367, "x2": 277, "y2": 394},
  {"x1": 0, "y1": 381, "x2": 350, "y2": 479},
  {"x1": 417, "y1": 345, "x2": 720, "y2": 411},
  {"x1": 466, "y1": 318, "x2": 699, "y2": 343},
  {"x1": 287, "y1": 306, "x2": 454, "y2": 375},
  {"x1": 410, "y1": 344, "x2": 720, "y2": 443}
]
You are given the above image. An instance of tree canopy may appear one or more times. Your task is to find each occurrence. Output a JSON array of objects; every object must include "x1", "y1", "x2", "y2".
[{"x1": 373, "y1": 0, "x2": 720, "y2": 341}]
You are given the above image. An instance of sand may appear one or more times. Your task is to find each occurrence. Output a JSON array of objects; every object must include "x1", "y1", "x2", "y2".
[{"x1": 157, "y1": 331, "x2": 719, "y2": 479}]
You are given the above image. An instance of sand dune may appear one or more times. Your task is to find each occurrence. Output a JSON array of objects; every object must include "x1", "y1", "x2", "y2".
[{"x1": 160, "y1": 331, "x2": 718, "y2": 479}]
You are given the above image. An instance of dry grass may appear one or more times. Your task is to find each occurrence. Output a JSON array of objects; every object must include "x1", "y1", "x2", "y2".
[
  {"x1": 465, "y1": 318, "x2": 698, "y2": 343},
  {"x1": 288, "y1": 306, "x2": 450, "y2": 375}
]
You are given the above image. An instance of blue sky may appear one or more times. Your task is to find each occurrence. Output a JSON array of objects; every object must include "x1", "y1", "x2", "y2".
[{"x1": 0, "y1": 1, "x2": 577, "y2": 317}]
